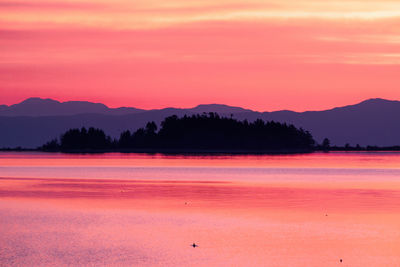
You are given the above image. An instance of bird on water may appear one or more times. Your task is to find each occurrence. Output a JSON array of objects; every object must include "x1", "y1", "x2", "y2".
[{"x1": 192, "y1": 243, "x2": 198, "y2": 248}]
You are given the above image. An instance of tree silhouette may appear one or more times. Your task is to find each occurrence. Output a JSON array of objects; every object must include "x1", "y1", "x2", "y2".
[
  {"x1": 41, "y1": 127, "x2": 113, "y2": 151},
  {"x1": 41, "y1": 114, "x2": 317, "y2": 152},
  {"x1": 322, "y1": 138, "x2": 330, "y2": 150},
  {"x1": 41, "y1": 138, "x2": 60, "y2": 151},
  {"x1": 117, "y1": 113, "x2": 315, "y2": 151}
]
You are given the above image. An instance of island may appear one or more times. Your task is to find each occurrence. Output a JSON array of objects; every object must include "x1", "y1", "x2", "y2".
[{"x1": 40, "y1": 113, "x2": 316, "y2": 153}]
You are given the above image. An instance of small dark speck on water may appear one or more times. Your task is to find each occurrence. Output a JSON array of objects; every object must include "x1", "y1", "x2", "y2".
[{"x1": 340, "y1": 259, "x2": 342, "y2": 263}]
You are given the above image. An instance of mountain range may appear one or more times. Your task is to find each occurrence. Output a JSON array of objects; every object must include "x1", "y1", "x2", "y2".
[{"x1": 0, "y1": 97, "x2": 399, "y2": 148}]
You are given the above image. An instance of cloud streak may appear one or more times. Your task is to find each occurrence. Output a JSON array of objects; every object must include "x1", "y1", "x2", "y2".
[{"x1": 1, "y1": 0, "x2": 400, "y2": 110}]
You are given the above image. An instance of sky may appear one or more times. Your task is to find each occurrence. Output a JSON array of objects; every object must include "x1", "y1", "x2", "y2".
[{"x1": 1, "y1": 0, "x2": 400, "y2": 111}]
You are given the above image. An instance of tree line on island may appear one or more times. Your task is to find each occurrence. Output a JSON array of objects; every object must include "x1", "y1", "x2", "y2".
[
  {"x1": 41, "y1": 113, "x2": 319, "y2": 153},
  {"x1": 27, "y1": 113, "x2": 400, "y2": 152},
  {"x1": 39, "y1": 113, "x2": 400, "y2": 153}
]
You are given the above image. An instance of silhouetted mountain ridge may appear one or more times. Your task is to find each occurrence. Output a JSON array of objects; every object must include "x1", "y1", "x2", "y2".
[
  {"x1": 1, "y1": 97, "x2": 400, "y2": 148},
  {"x1": 0, "y1": 98, "x2": 257, "y2": 117},
  {"x1": 188, "y1": 104, "x2": 252, "y2": 114},
  {"x1": 0, "y1": 97, "x2": 145, "y2": 116}
]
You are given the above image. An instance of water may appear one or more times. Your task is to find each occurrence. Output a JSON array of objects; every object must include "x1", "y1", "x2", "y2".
[{"x1": 1, "y1": 152, "x2": 400, "y2": 266}]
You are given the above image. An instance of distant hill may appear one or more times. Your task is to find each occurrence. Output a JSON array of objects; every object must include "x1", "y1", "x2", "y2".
[
  {"x1": 187, "y1": 104, "x2": 252, "y2": 114},
  {"x1": 234, "y1": 98, "x2": 400, "y2": 148},
  {"x1": 0, "y1": 97, "x2": 145, "y2": 116},
  {"x1": 0, "y1": 97, "x2": 399, "y2": 148}
]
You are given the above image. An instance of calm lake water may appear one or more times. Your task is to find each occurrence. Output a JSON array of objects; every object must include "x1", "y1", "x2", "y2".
[{"x1": 1, "y1": 152, "x2": 400, "y2": 266}]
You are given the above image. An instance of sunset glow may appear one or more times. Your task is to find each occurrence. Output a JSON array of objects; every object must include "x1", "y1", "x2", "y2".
[{"x1": 2, "y1": 0, "x2": 400, "y2": 110}]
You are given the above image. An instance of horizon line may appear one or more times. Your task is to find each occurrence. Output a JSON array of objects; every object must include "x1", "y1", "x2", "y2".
[{"x1": 1, "y1": 96, "x2": 398, "y2": 114}]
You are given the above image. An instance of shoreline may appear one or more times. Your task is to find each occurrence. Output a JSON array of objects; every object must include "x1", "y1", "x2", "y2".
[
  {"x1": 0, "y1": 148, "x2": 314, "y2": 155},
  {"x1": 2, "y1": 147, "x2": 400, "y2": 154}
]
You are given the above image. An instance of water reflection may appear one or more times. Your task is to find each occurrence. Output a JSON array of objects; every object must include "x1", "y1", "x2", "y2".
[{"x1": 1, "y1": 152, "x2": 400, "y2": 266}]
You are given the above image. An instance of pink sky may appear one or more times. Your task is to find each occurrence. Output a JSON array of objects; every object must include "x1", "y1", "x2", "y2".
[{"x1": 1, "y1": 0, "x2": 400, "y2": 111}]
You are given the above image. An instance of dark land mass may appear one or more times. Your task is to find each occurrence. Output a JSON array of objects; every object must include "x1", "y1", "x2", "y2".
[
  {"x1": 0, "y1": 97, "x2": 145, "y2": 116},
  {"x1": 1, "y1": 97, "x2": 400, "y2": 148},
  {"x1": 39, "y1": 114, "x2": 316, "y2": 154}
]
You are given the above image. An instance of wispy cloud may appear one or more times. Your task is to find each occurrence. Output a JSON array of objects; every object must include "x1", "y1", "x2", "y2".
[
  {"x1": 2, "y1": 0, "x2": 400, "y2": 30},
  {"x1": 2, "y1": 0, "x2": 400, "y2": 110},
  {"x1": 0, "y1": 1, "x2": 104, "y2": 10}
]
